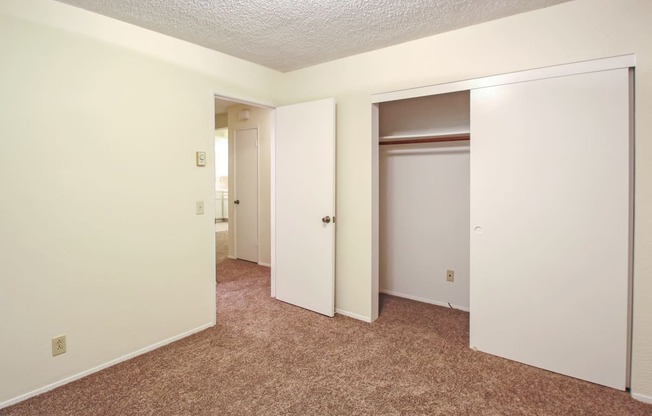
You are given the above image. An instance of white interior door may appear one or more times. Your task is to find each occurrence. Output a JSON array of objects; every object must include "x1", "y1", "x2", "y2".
[
  {"x1": 470, "y1": 68, "x2": 631, "y2": 389},
  {"x1": 275, "y1": 98, "x2": 336, "y2": 316},
  {"x1": 234, "y1": 127, "x2": 258, "y2": 263}
]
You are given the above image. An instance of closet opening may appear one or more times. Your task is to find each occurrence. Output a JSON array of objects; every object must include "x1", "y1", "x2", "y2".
[
  {"x1": 371, "y1": 55, "x2": 635, "y2": 390},
  {"x1": 377, "y1": 91, "x2": 471, "y2": 316}
]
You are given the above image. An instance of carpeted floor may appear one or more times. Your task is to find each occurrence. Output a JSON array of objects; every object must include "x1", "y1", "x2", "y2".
[
  {"x1": 216, "y1": 230, "x2": 228, "y2": 264},
  {"x1": 3, "y1": 257, "x2": 652, "y2": 415}
]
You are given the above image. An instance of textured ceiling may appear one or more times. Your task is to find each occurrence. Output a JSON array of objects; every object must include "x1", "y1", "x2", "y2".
[{"x1": 55, "y1": 0, "x2": 570, "y2": 72}]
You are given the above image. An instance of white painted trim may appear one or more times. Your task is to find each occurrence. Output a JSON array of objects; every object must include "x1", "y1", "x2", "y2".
[
  {"x1": 626, "y1": 68, "x2": 635, "y2": 389},
  {"x1": 270, "y1": 109, "x2": 276, "y2": 298},
  {"x1": 371, "y1": 103, "x2": 380, "y2": 322},
  {"x1": 370, "y1": 55, "x2": 635, "y2": 322},
  {"x1": 209, "y1": 90, "x2": 218, "y2": 326},
  {"x1": 227, "y1": 255, "x2": 236, "y2": 260},
  {"x1": 258, "y1": 262, "x2": 271, "y2": 267},
  {"x1": 631, "y1": 392, "x2": 652, "y2": 405},
  {"x1": 372, "y1": 54, "x2": 636, "y2": 103},
  {"x1": 0, "y1": 322, "x2": 214, "y2": 410},
  {"x1": 256, "y1": 124, "x2": 262, "y2": 266},
  {"x1": 380, "y1": 290, "x2": 470, "y2": 312},
  {"x1": 214, "y1": 94, "x2": 275, "y2": 110},
  {"x1": 335, "y1": 309, "x2": 373, "y2": 323}
]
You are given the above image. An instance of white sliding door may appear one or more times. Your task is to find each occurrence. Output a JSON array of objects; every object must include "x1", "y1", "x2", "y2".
[
  {"x1": 470, "y1": 68, "x2": 631, "y2": 389},
  {"x1": 275, "y1": 98, "x2": 336, "y2": 317}
]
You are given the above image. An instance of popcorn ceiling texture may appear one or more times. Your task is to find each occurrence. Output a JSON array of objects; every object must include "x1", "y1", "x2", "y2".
[{"x1": 54, "y1": 0, "x2": 570, "y2": 72}]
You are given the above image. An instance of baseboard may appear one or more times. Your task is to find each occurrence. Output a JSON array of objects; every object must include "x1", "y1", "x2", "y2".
[
  {"x1": 380, "y1": 289, "x2": 470, "y2": 312},
  {"x1": 227, "y1": 255, "x2": 236, "y2": 260},
  {"x1": 632, "y1": 392, "x2": 652, "y2": 404},
  {"x1": 258, "y1": 262, "x2": 271, "y2": 267},
  {"x1": 335, "y1": 308, "x2": 372, "y2": 323},
  {"x1": 0, "y1": 322, "x2": 215, "y2": 410}
]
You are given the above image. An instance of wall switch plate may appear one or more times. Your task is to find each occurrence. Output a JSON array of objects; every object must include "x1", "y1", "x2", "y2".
[
  {"x1": 52, "y1": 335, "x2": 66, "y2": 356},
  {"x1": 446, "y1": 270, "x2": 455, "y2": 282},
  {"x1": 196, "y1": 151, "x2": 207, "y2": 167},
  {"x1": 196, "y1": 201, "x2": 205, "y2": 215}
]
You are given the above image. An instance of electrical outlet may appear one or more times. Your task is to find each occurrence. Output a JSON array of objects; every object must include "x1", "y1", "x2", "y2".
[
  {"x1": 446, "y1": 270, "x2": 455, "y2": 282},
  {"x1": 52, "y1": 335, "x2": 67, "y2": 356}
]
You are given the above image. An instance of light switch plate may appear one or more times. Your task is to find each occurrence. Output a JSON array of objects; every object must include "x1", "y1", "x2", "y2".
[
  {"x1": 196, "y1": 201, "x2": 205, "y2": 215},
  {"x1": 196, "y1": 151, "x2": 207, "y2": 167}
]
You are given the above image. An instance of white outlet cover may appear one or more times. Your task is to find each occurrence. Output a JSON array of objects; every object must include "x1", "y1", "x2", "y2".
[{"x1": 52, "y1": 335, "x2": 67, "y2": 356}]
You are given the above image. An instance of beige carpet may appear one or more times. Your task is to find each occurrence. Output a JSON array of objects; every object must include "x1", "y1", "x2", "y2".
[
  {"x1": 4, "y1": 260, "x2": 651, "y2": 415},
  {"x1": 216, "y1": 230, "x2": 228, "y2": 265}
]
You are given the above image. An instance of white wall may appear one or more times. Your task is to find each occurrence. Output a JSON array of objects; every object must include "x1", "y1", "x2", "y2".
[
  {"x1": 3, "y1": 0, "x2": 652, "y2": 406},
  {"x1": 0, "y1": 0, "x2": 279, "y2": 407},
  {"x1": 278, "y1": 0, "x2": 652, "y2": 400},
  {"x1": 380, "y1": 142, "x2": 470, "y2": 310},
  {"x1": 227, "y1": 104, "x2": 272, "y2": 266}
]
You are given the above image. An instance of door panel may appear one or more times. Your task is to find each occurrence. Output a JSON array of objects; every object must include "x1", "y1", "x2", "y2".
[
  {"x1": 234, "y1": 128, "x2": 258, "y2": 263},
  {"x1": 275, "y1": 98, "x2": 336, "y2": 317},
  {"x1": 470, "y1": 69, "x2": 630, "y2": 389}
]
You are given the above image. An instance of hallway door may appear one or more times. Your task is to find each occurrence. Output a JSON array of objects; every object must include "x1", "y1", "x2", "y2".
[{"x1": 234, "y1": 127, "x2": 258, "y2": 263}]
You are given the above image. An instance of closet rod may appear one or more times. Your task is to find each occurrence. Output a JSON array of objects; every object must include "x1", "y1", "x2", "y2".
[{"x1": 379, "y1": 134, "x2": 470, "y2": 146}]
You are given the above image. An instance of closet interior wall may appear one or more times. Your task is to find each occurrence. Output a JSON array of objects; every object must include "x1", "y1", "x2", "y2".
[{"x1": 379, "y1": 91, "x2": 471, "y2": 311}]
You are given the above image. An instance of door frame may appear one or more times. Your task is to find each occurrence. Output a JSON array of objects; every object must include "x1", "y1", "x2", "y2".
[
  {"x1": 211, "y1": 93, "x2": 276, "y2": 292},
  {"x1": 370, "y1": 54, "x2": 635, "y2": 387},
  {"x1": 371, "y1": 54, "x2": 636, "y2": 320}
]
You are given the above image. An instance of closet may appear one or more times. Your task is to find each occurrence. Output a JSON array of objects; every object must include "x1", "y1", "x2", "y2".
[
  {"x1": 379, "y1": 92, "x2": 471, "y2": 311},
  {"x1": 374, "y1": 55, "x2": 634, "y2": 391}
]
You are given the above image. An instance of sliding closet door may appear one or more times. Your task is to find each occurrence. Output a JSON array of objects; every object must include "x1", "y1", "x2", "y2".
[{"x1": 470, "y1": 68, "x2": 631, "y2": 389}]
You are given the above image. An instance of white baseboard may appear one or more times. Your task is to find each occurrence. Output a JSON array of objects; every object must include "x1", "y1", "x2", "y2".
[
  {"x1": 227, "y1": 255, "x2": 236, "y2": 260},
  {"x1": 632, "y1": 392, "x2": 652, "y2": 404},
  {"x1": 0, "y1": 322, "x2": 215, "y2": 410},
  {"x1": 380, "y1": 289, "x2": 470, "y2": 312},
  {"x1": 258, "y1": 262, "x2": 271, "y2": 267},
  {"x1": 335, "y1": 308, "x2": 372, "y2": 323}
]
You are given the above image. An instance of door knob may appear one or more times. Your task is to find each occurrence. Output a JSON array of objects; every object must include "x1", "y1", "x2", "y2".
[
  {"x1": 322, "y1": 216, "x2": 331, "y2": 224},
  {"x1": 234, "y1": 200, "x2": 240, "y2": 205}
]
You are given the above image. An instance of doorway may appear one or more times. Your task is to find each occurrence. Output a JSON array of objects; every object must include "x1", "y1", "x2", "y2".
[
  {"x1": 212, "y1": 94, "x2": 337, "y2": 317},
  {"x1": 213, "y1": 96, "x2": 273, "y2": 270}
]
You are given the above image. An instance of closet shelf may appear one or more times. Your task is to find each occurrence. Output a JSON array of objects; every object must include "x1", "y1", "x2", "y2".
[{"x1": 379, "y1": 132, "x2": 470, "y2": 146}]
